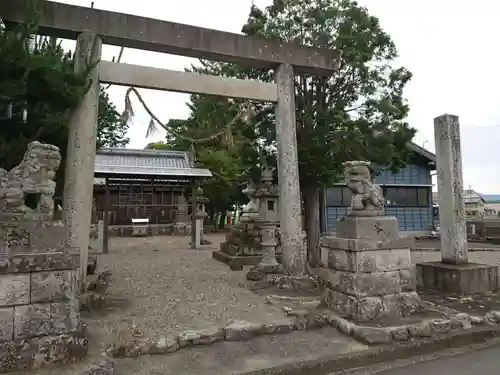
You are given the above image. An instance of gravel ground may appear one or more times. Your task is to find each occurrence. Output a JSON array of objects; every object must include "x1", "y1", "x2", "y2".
[{"x1": 90, "y1": 234, "x2": 284, "y2": 348}]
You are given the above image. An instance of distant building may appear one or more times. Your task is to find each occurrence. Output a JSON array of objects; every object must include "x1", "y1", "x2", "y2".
[
  {"x1": 463, "y1": 188, "x2": 486, "y2": 217},
  {"x1": 322, "y1": 143, "x2": 436, "y2": 235},
  {"x1": 485, "y1": 204, "x2": 500, "y2": 217},
  {"x1": 433, "y1": 188, "x2": 491, "y2": 218}
]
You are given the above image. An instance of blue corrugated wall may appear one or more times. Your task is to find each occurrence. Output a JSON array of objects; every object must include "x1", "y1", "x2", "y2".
[{"x1": 325, "y1": 163, "x2": 433, "y2": 233}]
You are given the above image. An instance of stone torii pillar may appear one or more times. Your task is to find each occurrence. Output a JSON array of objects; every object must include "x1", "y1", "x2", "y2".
[
  {"x1": 62, "y1": 31, "x2": 102, "y2": 290},
  {"x1": 276, "y1": 64, "x2": 306, "y2": 276},
  {"x1": 416, "y1": 114, "x2": 498, "y2": 295}
]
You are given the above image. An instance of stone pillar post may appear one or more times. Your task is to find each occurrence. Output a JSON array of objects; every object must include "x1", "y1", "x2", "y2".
[
  {"x1": 258, "y1": 221, "x2": 278, "y2": 268},
  {"x1": 62, "y1": 32, "x2": 102, "y2": 288},
  {"x1": 434, "y1": 114, "x2": 468, "y2": 264},
  {"x1": 275, "y1": 63, "x2": 305, "y2": 275}
]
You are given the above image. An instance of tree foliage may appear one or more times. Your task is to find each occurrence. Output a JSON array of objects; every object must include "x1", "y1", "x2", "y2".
[
  {"x1": 0, "y1": 3, "x2": 129, "y2": 193},
  {"x1": 242, "y1": 0, "x2": 416, "y2": 186}
]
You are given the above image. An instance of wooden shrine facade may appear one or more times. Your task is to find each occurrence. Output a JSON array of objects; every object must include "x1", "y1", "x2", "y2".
[{"x1": 92, "y1": 147, "x2": 211, "y2": 227}]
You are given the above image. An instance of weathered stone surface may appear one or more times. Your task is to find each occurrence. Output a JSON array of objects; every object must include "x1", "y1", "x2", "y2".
[
  {"x1": 0, "y1": 307, "x2": 14, "y2": 342},
  {"x1": 343, "y1": 161, "x2": 385, "y2": 216},
  {"x1": 246, "y1": 266, "x2": 266, "y2": 281},
  {"x1": 336, "y1": 216, "x2": 399, "y2": 241},
  {"x1": 51, "y1": 300, "x2": 80, "y2": 334},
  {"x1": 80, "y1": 291, "x2": 106, "y2": 311},
  {"x1": 14, "y1": 304, "x2": 52, "y2": 338},
  {"x1": 0, "y1": 339, "x2": 37, "y2": 372},
  {"x1": 0, "y1": 252, "x2": 78, "y2": 274},
  {"x1": 36, "y1": 328, "x2": 88, "y2": 366},
  {"x1": 352, "y1": 325, "x2": 392, "y2": 344},
  {"x1": 224, "y1": 320, "x2": 264, "y2": 341},
  {"x1": 434, "y1": 114, "x2": 468, "y2": 264},
  {"x1": 430, "y1": 319, "x2": 452, "y2": 334},
  {"x1": 263, "y1": 319, "x2": 295, "y2": 335},
  {"x1": 374, "y1": 249, "x2": 411, "y2": 271},
  {"x1": 0, "y1": 141, "x2": 60, "y2": 219},
  {"x1": 0, "y1": 274, "x2": 29, "y2": 305},
  {"x1": 178, "y1": 327, "x2": 224, "y2": 347},
  {"x1": 399, "y1": 267, "x2": 417, "y2": 291},
  {"x1": 324, "y1": 288, "x2": 354, "y2": 317},
  {"x1": 417, "y1": 261, "x2": 498, "y2": 295},
  {"x1": 325, "y1": 288, "x2": 419, "y2": 322},
  {"x1": 145, "y1": 336, "x2": 179, "y2": 355},
  {"x1": 352, "y1": 296, "x2": 385, "y2": 322},
  {"x1": 450, "y1": 313, "x2": 472, "y2": 329},
  {"x1": 485, "y1": 311, "x2": 500, "y2": 324},
  {"x1": 323, "y1": 269, "x2": 401, "y2": 297},
  {"x1": 408, "y1": 322, "x2": 432, "y2": 337},
  {"x1": 327, "y1": 249, "x2": 375, "y2": 273},
  {"x1": 336, "y1": 317, "x2": 353, "y2": 335},
  {"x1": 470, "y1": 315, "x2": 484, "y2": 325},
  {"x1": 321, "y1": 236, "x2": 415, "y2": 252},
  {"x1": 0, "y1": 219, "x2": 65, "y2": 254},
  {"x1": 31, "y1": 270, "x2": 77, "y2": 303},
  {"x1": 390, "y1": 326, "x2": 410, "y2": 341}
]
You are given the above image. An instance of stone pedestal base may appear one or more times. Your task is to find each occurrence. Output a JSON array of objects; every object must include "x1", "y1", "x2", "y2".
[
  {"x1": 324, "y1": 288, "x2": 421, "y2": 322},
  {"x1": 417, "y1": 262, "x2": 498, "y2": 295},
  {"x1": 0, "y1": 323, "x2": 88, "y2": 373},
  {"x1": 319, "y1": 215, "x2": 420, "y2": 323}
]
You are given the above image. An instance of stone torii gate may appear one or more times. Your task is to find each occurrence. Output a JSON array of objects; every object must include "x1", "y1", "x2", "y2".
[{"x1": 1, "y1": 1, "x2": 340, "y2": 283}]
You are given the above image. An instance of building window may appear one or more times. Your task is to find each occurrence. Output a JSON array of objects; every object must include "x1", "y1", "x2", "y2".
[
  {"x1": 326, "y1": 187, "x2": 352, "y2": 206},
  {"x1": 384, "y1": 187, "x2": 430, "y2": 207}
]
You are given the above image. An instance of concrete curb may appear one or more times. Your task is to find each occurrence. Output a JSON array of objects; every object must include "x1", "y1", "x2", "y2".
[{"x1": 238, "y1": 326, "x2": 500, "y2": 375}]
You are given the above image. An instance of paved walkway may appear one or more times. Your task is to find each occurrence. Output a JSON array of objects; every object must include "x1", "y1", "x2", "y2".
[{"x1": 373, "y1": 344, "x2": 500, "y2": 375}]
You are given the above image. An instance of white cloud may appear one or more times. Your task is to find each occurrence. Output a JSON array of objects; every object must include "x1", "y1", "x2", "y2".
[{"x1": 56, "y1": 0, "x2": 500, "y2": 192}]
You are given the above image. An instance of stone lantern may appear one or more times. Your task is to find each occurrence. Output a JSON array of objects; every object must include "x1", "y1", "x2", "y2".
[
  {"x1": 189, "y1": 186, "x2": 209, "y2": 247},
  {"x1": 252, "y1": 168, "x2": 281, "y2": 272},
  {"x1": 256, "y1": 168, "x2": 279, "y2": 223}
]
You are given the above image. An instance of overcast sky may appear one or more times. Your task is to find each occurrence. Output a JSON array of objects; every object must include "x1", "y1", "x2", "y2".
[{"x1": 57, "y1": 0, "x2": 500, "y2": 193}]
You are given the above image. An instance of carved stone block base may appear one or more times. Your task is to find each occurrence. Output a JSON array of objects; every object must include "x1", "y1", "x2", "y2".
[
  {"x1": 319, "y1": 221, "x2": 420, "y2": 323},
  {"x1": 337, "y1": 216, "x2": 399, "y2": 241},
  {"x1": 324, "y1": 288, "x2": 421, "y2": 322},
  {"x1": 0, "y1": 323, "x2": 88, "y2": 373}
]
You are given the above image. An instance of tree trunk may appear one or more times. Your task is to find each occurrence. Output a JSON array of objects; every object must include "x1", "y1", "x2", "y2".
[
  {"x1": 303, "y1": 185, "x2": 321, "y2": 268},
  {"x1": 218, "y1": 211, "x2": 227, "y2": 230},
  {"x1": 318, "y1": 188, "x2": 326, "y2": 235}
]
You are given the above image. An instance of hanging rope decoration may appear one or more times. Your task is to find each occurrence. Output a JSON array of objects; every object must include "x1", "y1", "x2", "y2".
[{"x1": 120, "y1": 87, "x2": 256, "y2": 161}]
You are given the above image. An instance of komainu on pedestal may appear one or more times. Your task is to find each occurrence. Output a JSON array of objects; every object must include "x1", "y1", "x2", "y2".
[
  {"x1": 318, "y1": 161, "x2": 420, "y2": 323},
  {"x1": 0, "y1": 142, "x2": 87, "y2": 373}
]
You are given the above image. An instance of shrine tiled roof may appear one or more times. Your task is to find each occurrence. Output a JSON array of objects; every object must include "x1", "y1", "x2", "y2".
[{"x1": 93, "y1": 148, "x2": 212, "y2": 179}]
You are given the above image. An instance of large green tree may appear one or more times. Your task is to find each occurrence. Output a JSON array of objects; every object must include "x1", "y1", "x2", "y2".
[
  {"x1": 184, "y1": 0, "x2": 416, "y2": 272},
  {"x1": 0, "y1": 9, "x2": 129, "y2": 194}
]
